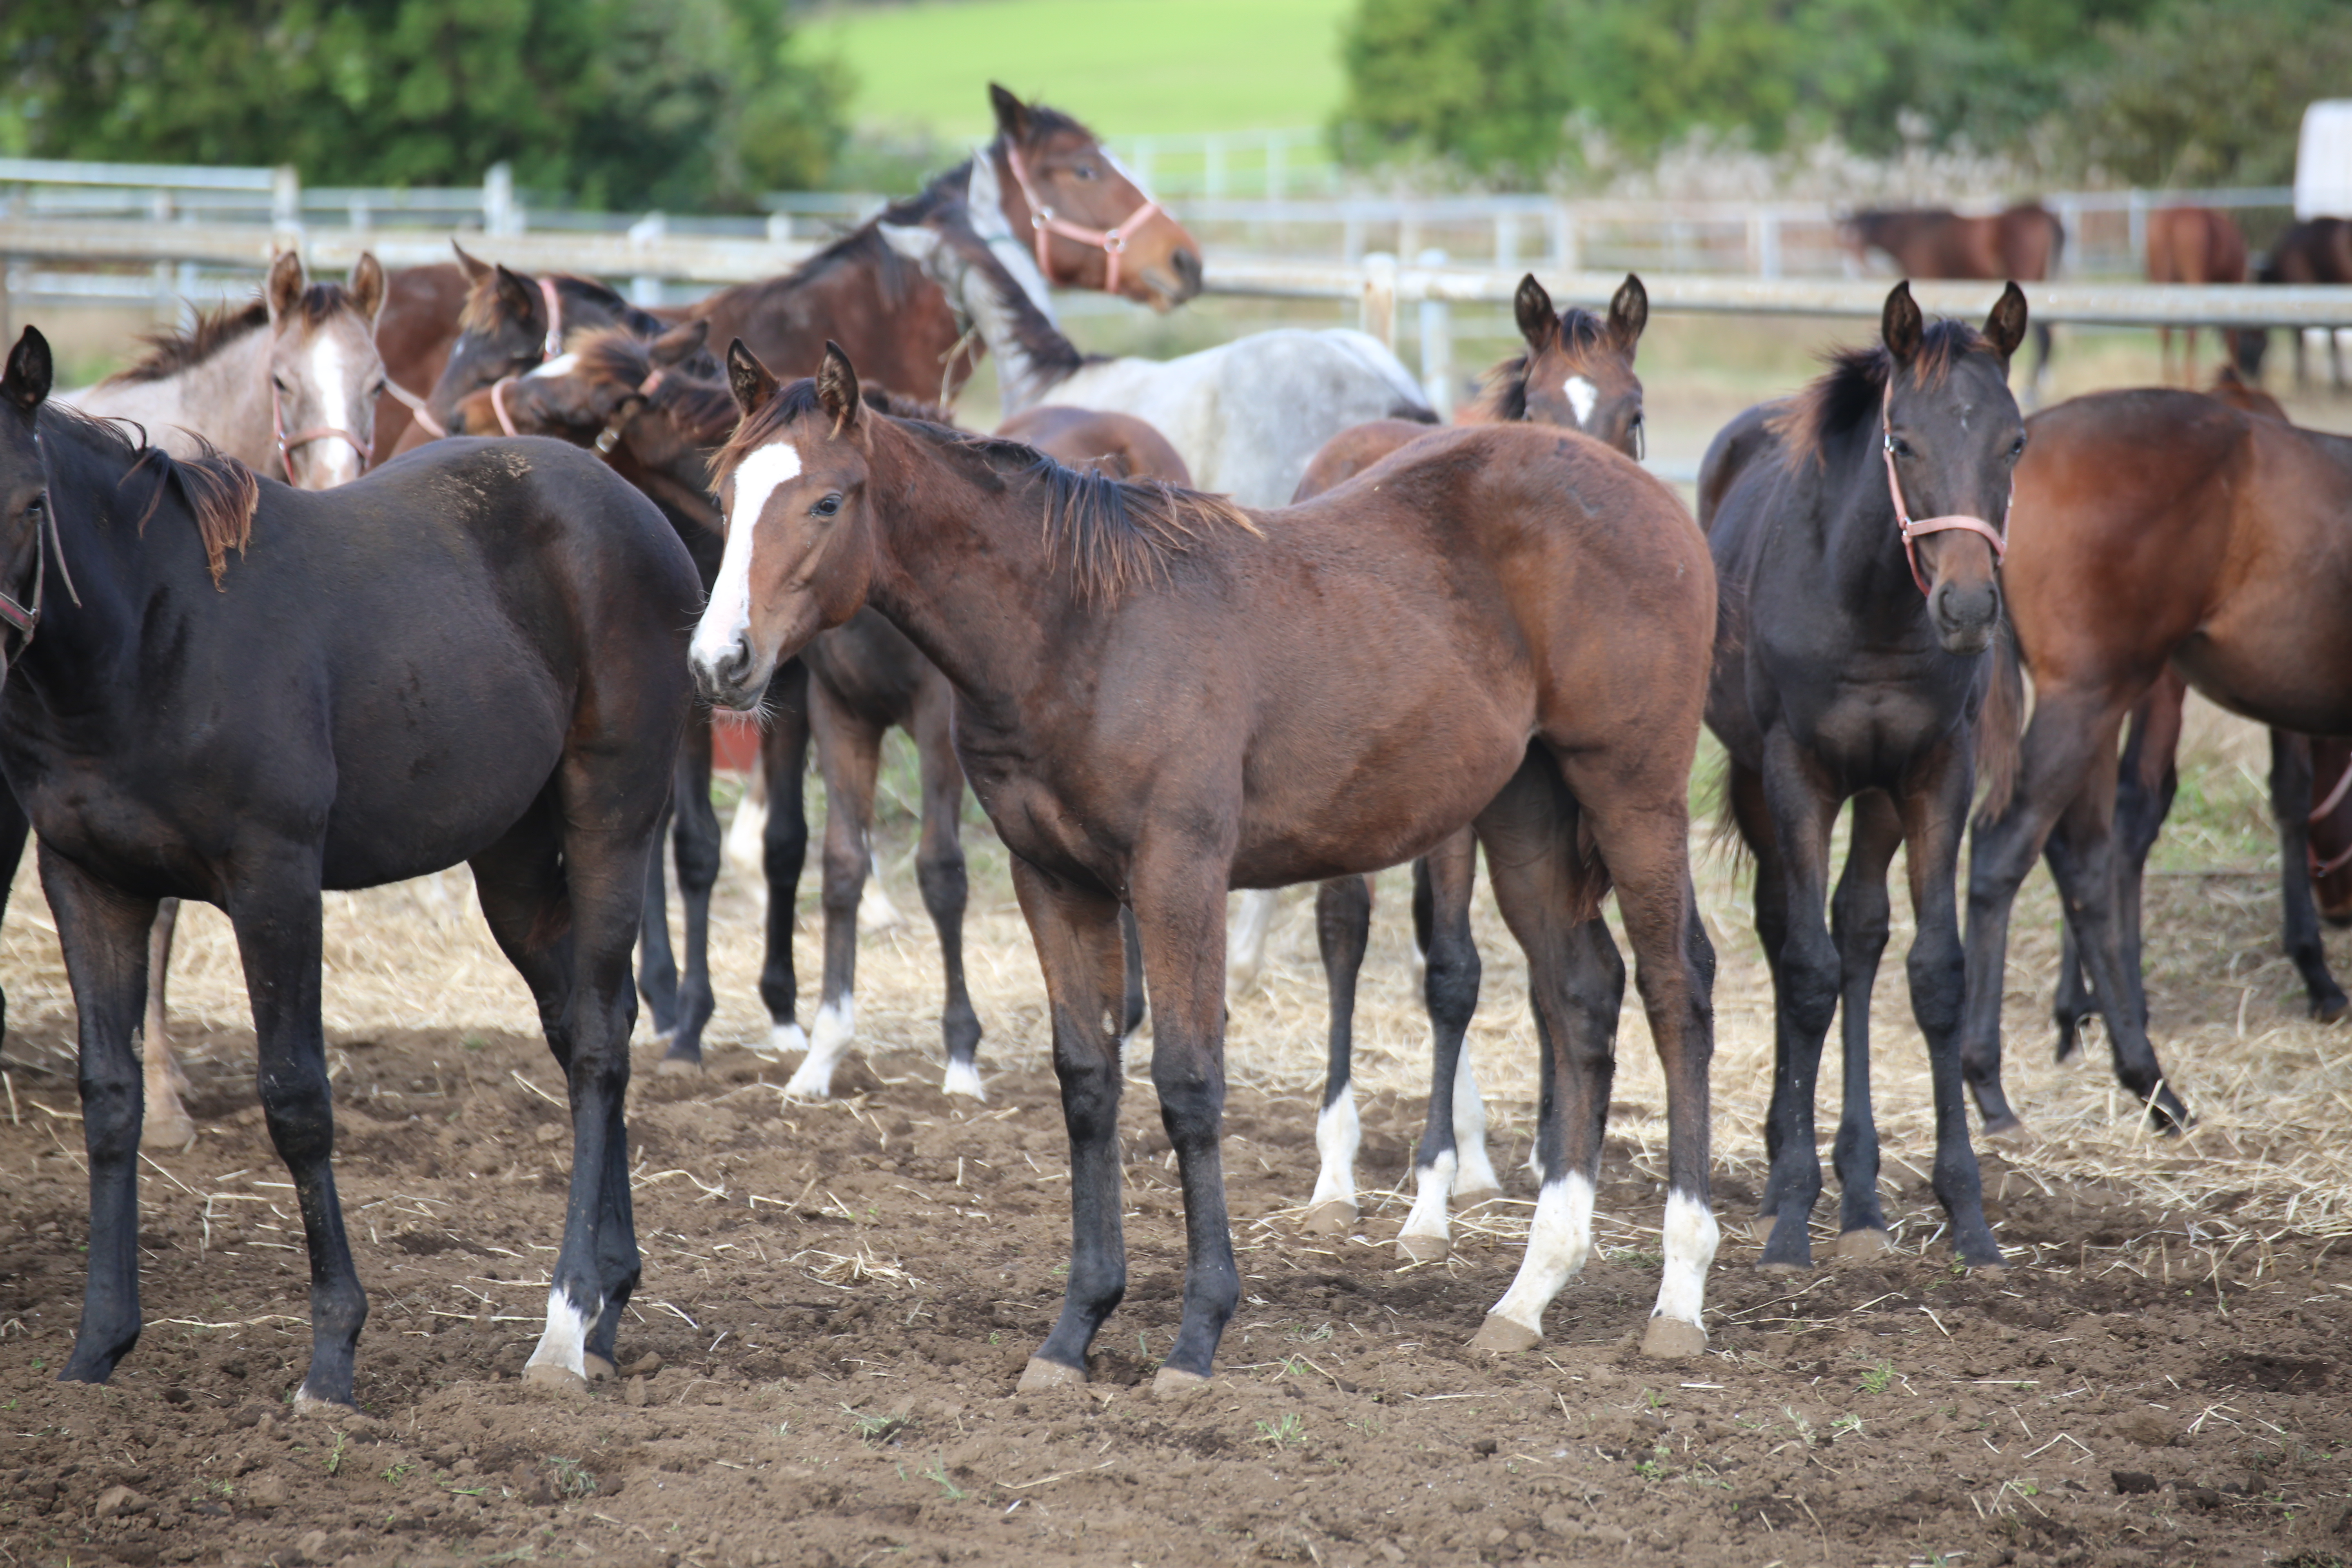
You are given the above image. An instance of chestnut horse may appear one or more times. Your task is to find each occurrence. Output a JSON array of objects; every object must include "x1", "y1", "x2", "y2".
[
  {"x1": 1274, "y1": 272, "x2": 1653, "y2": 1260},
  {"x1": 1, "y1": 324, "x2": 694, "y2": 1406},
  {"x1": 1844, "y1": 207, "x2": 2062, "y2": 397},
  {"x1": 1703, "y1": 283, "x2": 2029, "y2": 1272},
  {"x1": 1962, "y1": 385, "x2": 2352, "y2": 1134},
  {"x1": 369, "y1": 263, "x2": 470, "y2": 462},
  {"x1": 692, "y1": 341, "x2": 1719, "y2": 1389},
  {"x1": 2145, "y1": 207, "x2": 2250, "y2": 386}
]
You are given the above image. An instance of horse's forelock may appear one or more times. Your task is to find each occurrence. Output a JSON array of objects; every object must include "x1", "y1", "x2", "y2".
[{"x1": 1772, "y1": 319, "x2": 1993, "y2": 470}]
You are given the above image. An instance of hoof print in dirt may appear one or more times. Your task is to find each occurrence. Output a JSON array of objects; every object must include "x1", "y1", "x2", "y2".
[
  {"x1": 1640, "y1": 1316, "x2": 1708, "y2": 1359},
  {"x1": 1468, "y1": 1313, "x2": 1541, "y2": 1354},
  {"x1": 1302, "y1": 1200, "x2": 1358, "y2": 1235},
  {"x1": 1017, "y1": 1357, "x2": 1084, "y2": 1393},
  {"x1": 1150, "y1": 1366, "x2": 1211, "y2": 1401}
]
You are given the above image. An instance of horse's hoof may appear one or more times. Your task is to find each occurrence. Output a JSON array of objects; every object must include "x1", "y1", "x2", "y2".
[
  {"x1": 1451, "y1": 1185, "x2": 1505, "y2": 1212},
  {"x1": 582, "y1": 1353, "x2": 616, "y2": 1383},
  {"x1": 1756, "y1": 1260, "x2": 1807, "y2": 1277},
  {"x1": 1980, "y1": 1115, "x2": 2034, "y2": 1145},
  {"x1": 521, "y1": 1362, "x2": 590, "y2": 1397},
  {"x1": 1150, "y1": 1367, "x2": 1212, "y2": 1401},
  {"x1": 1016, "y1": 1357, "x2": 1084, "y2": 1393},
  {"x1": 1395, "y1": 1232, "x2": 1449, "y2": 1265},
  {"x1": 1303, "y1": 1200, "x2": 1358, "y2": 1235},
  {"x1": 940, "y1": 1058, "x2": 987, "y2": 1101},
  {"x1": 289, "y1": 1388, "x2": 359, "y2": 1417},
  {"x1": 1641, "y1": 1316, "x2": 1708, "y2": 1360},
  {"x1": 1835, "y1": 1228, "x2": 1893, "y2": 1261},
  {"x1": 1468, "y1": 1313, "x2": 1541, "y2": 1354},
  {"x1": 142, "y1": 1111, "x2": 199, "y2": 1153},
  {"x1": 654, "y1": 1055, "x2": 702, "y2": 1078},
  {"x1": 2316, "y1": 997, "x2": 2349, "y2": 1026}
]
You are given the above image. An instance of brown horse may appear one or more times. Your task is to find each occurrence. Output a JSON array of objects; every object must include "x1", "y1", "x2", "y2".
[
  {"x1": 1278, "y1": 272, "x2": 1652, "y2": 1258},
  {"x1": 994, "y1": 405, "x2": 1192, "y2": 482},
  {"x1": 369, "y1": 263, "x2": 470, "y2": 463},
  {"x1": 2254, "y1": 218, "x2": 2352, "y2": 392},
  {"x1": 1962, "y1": 386, "x2": 2352, "y2": 1134},
  {"x1": 691, "y1": 341, "x2": 1720, "y2": 1388},
  {"x1": 2145, "y1": 207, "x2": 2250, "y2": 386},
  {"x1": 1843, "y1": 207, "x2": 2063, "y2": 395}
]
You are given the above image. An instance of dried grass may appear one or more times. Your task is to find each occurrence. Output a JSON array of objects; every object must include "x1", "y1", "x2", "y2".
[{"x1": 0, "y1": 703, "x2": 2344, "y2": 1257}]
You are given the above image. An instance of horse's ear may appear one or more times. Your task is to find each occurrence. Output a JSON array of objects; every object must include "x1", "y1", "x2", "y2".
[
  {"x1": 989, "y1": 82, "x2": 1031, "y2": 143},
  {"x1": 1881, "y1": 281, "x2": 1924, "y2": 365},
  {"x1": 817, "y1": 341, "x2": 863, "y2": 434},
  {"x1": 1, "y1": 325, "x2": 52, "y2": 415},
  {"x1": 451, "y1": 241, "x2": 492, "y2": 283},
  {"x1": 1512, "y1": 274, "x2": 1557, "y2": 352},
  {"x1": 650, "y1": 319, "x2": 709, "y2": 367},
  {"x1": 726, "y1": 338, "x2": 778, "y2": 417},
  {"x1": 1609, "y1": 273, "x2": 1648, "y2": 355},
  {"x1": 492, "y1": 264, "x2": 539, "y2": 330},
  {"x1": 348, "y1": 252, "x2": 388, "y2": 325},
  {"x1": 1982, "y1": 281, "x2": 2029, "y2": 365},
  {"x1": 265, "y1": 250, "x2": 307, "y2": 326}
]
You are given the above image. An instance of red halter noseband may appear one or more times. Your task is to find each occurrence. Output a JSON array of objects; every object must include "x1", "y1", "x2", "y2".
[
  {"x1": 1000, "y1": 144, "x2": 1163, "y2": 297},
  {"x1": 270, "y1": 377, "x2": 372, "y2": 486},
  {"x1": 1882, "y1": 379, "x2": 2009, "y2": 597}
]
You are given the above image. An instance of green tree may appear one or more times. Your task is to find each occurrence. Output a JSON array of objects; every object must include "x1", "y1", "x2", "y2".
[{"x1": 0, "y1": 0, "x2": 844, "y2": 209}]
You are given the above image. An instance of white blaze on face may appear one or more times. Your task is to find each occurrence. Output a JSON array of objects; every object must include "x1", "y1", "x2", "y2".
[
  {"x1": 1651, "y1": 1187, "x2": 1719, "y2": 1328},
  {"x1": 1564, "y1": 374, "x2": 1599, "y2": 431},
  {"x1": 691, "y1": 440, "x2": 800, "y2": 671},
  {"x1": 299, "y1": 335, "x2": 361, "y2": 487}
]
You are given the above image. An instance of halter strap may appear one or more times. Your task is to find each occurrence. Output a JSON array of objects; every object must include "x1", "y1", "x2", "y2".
[
  {"x1": 270, "y1": 376, "x2": 371, "y2": 486},
  {"x1": 2313, "y1": 751, "x2": 2352, "y2": 824},
  {"x1": 1882, "y1": 378, "x2": 2009, "y2": 597},
  {"x1": 1000, "y1": 144, "x2": 1162, "y2": 297},
  {"x1": 594, "y1": 367, "x2": 666, "y2": 455},
  {"x1": 380, "y1": 376, "x2": 445, "y2": 439},
  {"x1": 537, "y1": 276, "x2": 565, "y2": 362},
  {"x1": 0, "y1": 425, "x2": 81, "y2": 657},
  {"x1": 490, "y1": 374, "x2": 521, "y2": 437}
]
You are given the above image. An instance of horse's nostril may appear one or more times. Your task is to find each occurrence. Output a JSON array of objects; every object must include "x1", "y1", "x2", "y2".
[{"x1": 1170, "y1": 248, "x2": 1203, "y2": 296}]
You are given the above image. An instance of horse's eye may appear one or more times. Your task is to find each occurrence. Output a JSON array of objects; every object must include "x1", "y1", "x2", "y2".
[
  {"x1": 812, "y1": 493, "x2": 843, "y2": 518},
  {"x1": 1073, "y1": 163, "x2": 1098, "y2": 180},
  {"x1": 2008, "y1": 435, "x2": 2027, "y2": 460},
  {"x1": 23, "y1": 495, "x2": 41, "y2": 514}
]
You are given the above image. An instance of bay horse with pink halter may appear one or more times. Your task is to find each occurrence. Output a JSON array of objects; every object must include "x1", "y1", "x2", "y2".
[
  {"x1": 1704, "y1": 282, "x2": 2030, "y2": 1271},
  {"x1": 690, "y1": 337, "x2": 1719, "y2": 1390}
]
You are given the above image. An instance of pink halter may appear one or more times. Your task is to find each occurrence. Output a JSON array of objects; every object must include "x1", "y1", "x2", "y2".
[
  {"x1": 271, "y1": 377, "x2": 371, "y2": 486},
  {"x1": 1001, "y1": 144, "x2": 1163, "y2": 297},
  {"x1": 486, "y1": 276, "x2": 569, "y2": 439},
  {"x1": 1882, "y1": 379, "x2": 2009, "y2": 597}
]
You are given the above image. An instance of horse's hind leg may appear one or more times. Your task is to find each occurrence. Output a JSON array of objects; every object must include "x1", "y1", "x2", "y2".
[
  {"x1": 1008, "y1": 859, "x2": 1131, "y2": 1392},
  {"x1": 2272, "y1": 731, "x2": 2349, "y2": 1021},
  {"x1": 1754, "y1": 733, "x2": 1840, "y2": 1272},
  {"x1": 220, "y1": 850, "x2": 369, "y2": 1408},
  {"x1": 1397, "y1": 833, "x2": 1491, "y2": 1262},
  {"x1": 658, "y1": 713, "x2": 720, "y2": 1072},
  {"x1": 2058, "y1": 678, "x2": 2183, "y2": 1060},
  {"x1": 913, "y1": 674, "x2": 984, "y2": 1097},
  {"x1": 0, "y1": 784, "x2": 23, "y2": 1046},
  {"x1": 1307, "y1": 874, "x2": 1370, "y2": 1234},
  {"x1": 1467, "y1": 759, "x2": 1621, "y2": 1353},
  {"x1": 45, "y1": 848, "x2": 160, "y2": 1385},
  {"x1": 758, "y1": 659, "x2": 813, "y2": 1057},
  {"x1": 1830, "y1": 794, "x2": 1901, "y2": 1255},
  {"x1": 1900, "y1": 758, "x2": 2003, "y2": 1267},
  {"x1": 636, "y1": 795, "x2": 679, "y2": 1040},
  {"x1": 1226, "y1": 890, "x2": 1278, "y2": 1000},
  {"x1": 140, "y1": 899, "x2": 198, "y2": 1150},
  {"x1": 786, "y1": 679, "x2": 883, "y2": 1101}
]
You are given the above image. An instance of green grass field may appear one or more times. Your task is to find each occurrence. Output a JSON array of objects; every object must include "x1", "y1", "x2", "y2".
[{"x1": 805, "y1": 0, "x2": 1352, "y2": 139}]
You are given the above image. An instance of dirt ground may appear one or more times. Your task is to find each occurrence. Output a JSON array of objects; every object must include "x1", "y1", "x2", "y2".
[{"x1": 2, "y1": 751, "x2": 2351, "y2": 1568}]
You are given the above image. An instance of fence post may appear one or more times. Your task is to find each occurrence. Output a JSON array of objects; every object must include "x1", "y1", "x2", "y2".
[
  {"x1": 2049, "y1": 196, "x2": 2079, "y2": 277},
  {"x1": 1495, "y1": 211, "x2": 1518, "y2": 270},
  {"x1": 1551, "y1": 205, "x2": 1579, "y2": 272},
  {"x1": 1359, "y1": 252, "x2": 1397, "y2": 350},
  {"x1": 2127, "y1": 189, "x2": 2149, "y2": 270},
  {"x1": 484, "y1": 163, "x2": 519, "y2": 236},
  {"x1": 270, "y1": 165, "x2": 302, "y2": 256},
  {"x1": 1206, "y1": 136, "x2": 1226, "y2": 200},
  {"x1": 1267, "y1": 133, "x2": 1285, "y2": 202},
  {"x1": 628, "y1": 212, "x2": 666, "y2": 307},
  {"x1": 1416, "y1": 248, "x2": 1453, "y2": 421}
]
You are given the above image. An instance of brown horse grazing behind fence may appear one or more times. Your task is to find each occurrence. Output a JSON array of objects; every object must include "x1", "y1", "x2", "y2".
[
  {"x1": 692, "y1": 340, "x2": 1721, "y2": 1389},
  {"x1": 1843, "y1": 207, "x2": 2062, "y2": 396},
  {"x1": 2145, "y1": 207, "x2": 2250, "y2": 386},
  {"x1": 2254, "y1": 218, "x2": 2352, "y2": 392},
  {"x1": 1962, "y1": 387, "x2": 2352, "y2": 1135},
  {"x1": 1282, "y1": 271, "x2": 1653, "y2": 1261}
]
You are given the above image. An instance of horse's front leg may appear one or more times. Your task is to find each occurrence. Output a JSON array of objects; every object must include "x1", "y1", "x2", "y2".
[
  {"x1": 1755, "y1": 733, "x2": 1840, "y2": 1272},
  {"x1": 1008, "y1": 860, "x2": 1132, "y2": 1391},
  {"x1": 1133, "y1": 849, "x2": 1242, "y2": 1394},
  {"x1": 1306, "y1": 873, "x2": 1370, "y2": 1234},
  {"x1": 222, "y1": 851, "x2": 368, "y2": 1409},
  {"x1": 658, "y1": 710, "x2": 719, "y2": 1072},
  {"x1": 2272, "y1": 731, "x2": 2350, "y2": 1022},
  {"x1": 44, "y1": 849, "x2": 159, "y2": 1385},
  {"x1": 1829, "y1": 793, "x2": 1901, "y2": 1255},
  {"x1": 757, "y1": 659, "x2": 813, "y2": 1056},
  {"x1": 1397, "y1": 832, "x2": 1491, "y2": 1261},
  {"x1": 786, "y1": 678, "x2": 883, "y2": 1101},
  {"x1": 141, "y1": 898, "x2": 198, "y2": 1149},
  {"x1": 911, "y1": 676, "x2": 984, "y2": 1097},
  {"x1": 1902, "y1": 756, "x2": 2004, "y2": 1267}
]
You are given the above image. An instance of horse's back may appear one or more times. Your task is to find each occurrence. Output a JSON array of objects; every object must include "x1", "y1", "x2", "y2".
[{"x1": 1697, "y1": 401, "x2": 1786, "y2": 534}]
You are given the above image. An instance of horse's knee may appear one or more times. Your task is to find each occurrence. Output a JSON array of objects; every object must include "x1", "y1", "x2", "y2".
[
  {"x1": 819, "y1": 841, "x2": 867, "y2": 912},
  {"x1": 915, "y1": 842, "x2": 968, "y2": 916}
]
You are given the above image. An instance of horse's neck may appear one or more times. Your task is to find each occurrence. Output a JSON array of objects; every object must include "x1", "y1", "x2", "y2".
[
  {"x1": 915, "y1": 214, "x2": 1081, "y2": 414},
  {"x1": 71, "y1": 330, "x2": 274, "y2": 468},
  {"x1": 16, "y1": 432, "x2": 152, "y2": 703}
]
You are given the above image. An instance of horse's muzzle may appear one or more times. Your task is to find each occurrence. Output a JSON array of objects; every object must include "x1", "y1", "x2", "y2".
[
  {"x1": 690, "y1": 637, "x2": 766, "y2": 712},
  {"x1": 1931, "y1": 577, "x2": 2001, "y2": 656}
]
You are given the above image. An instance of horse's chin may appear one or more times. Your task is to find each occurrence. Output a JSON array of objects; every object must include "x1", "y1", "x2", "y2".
[{"x1": 1937, "y1": 624, "x2": 1996, "y2": 657}]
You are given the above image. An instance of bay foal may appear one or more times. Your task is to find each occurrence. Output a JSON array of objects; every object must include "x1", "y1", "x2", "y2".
[
  {"x1": 1703, "y1": 283, "x2": 2028, "y2": 1271},
  {"x1": 692, "y1": 342, "x2": 1719, "y2": 1388}
]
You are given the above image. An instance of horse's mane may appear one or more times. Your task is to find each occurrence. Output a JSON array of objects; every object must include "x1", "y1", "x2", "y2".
[
  {"x1": 568, "y1": 330, "x2": 743, "y2": 447},
  {"x1": 1768, "y1": 320, "x2": 1990, "y2": 471},
  {"x1": 40, "y1": 403, "x2": 258, "y2": 588},
  {"x1": 1472, "y1": 308, "x2": 1616, "y2": 422},
  {"x1": 100, "y1": 281, "x2": 356, "y2": 388},
  {"x1": 712, "y1": 377, "x2": 1257, "y2": 605}
]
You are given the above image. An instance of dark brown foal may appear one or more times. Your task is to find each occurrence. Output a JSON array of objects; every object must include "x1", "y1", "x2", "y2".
[{"x1": 692, "y1": 341, "x2": 1718, "y2": 1391}]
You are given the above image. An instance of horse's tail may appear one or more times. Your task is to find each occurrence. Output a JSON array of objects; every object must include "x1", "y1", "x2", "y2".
[{"x1": 1974, "y1": 621, "x2": 2026, "y2": 820}]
